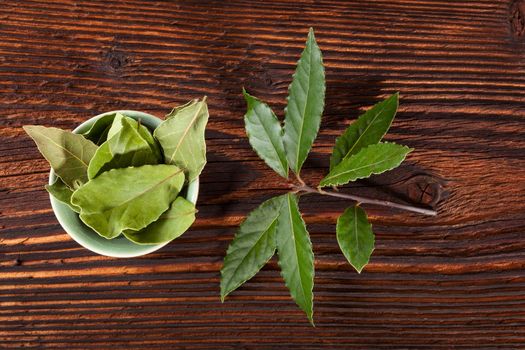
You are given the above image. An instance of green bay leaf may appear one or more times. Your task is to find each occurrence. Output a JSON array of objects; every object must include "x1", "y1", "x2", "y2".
[
  {"x1": 320, "y1": 142, "x2": 412, "y2": 187},
  {"x1": 108, "y1": 117, "x2": 160, "y2": 164},
  {"x1": 276, "y1": 193, "x2": 314, "y2": 324},
  {"x1": 82, "y1": 113, "x2": 116, "y2": 145},
  {"x1": 71, "y1": 164, "x2": 185, "y2": 239},
  {"x1": 336, "y1": 205, "x2": 375, "y2": 273},
  {"x1": 108, "y1": 113, "x2": 162, "y2": 159},
  {"x1": 154, "y1": 98, "x2": 209, "y2": 181},
  {"x1": 87, "y1": 141, "x2": 112, "y2": 179},
  {"x1": 330, "y1": 93, "x2": 399, "y2": 170},
  {"x1": 46, "y1": 178, "x2": 80, "y2": 213},
  {"x1": 108, "y1": 113, "x2": 162, "y2": 160},
  {"x1": 94, "y1": 124, "x2": 112, "y2": 146},
  {"x1": 123, "y1": 197, "x2": 196, "y2": 245},
  {"x1": 243, "y1": 89, "x2": 288, "y2": 178},
  {"x1": 165, "y1": 100, "x2": 195, "y2": 119},
  {"x1": 220, "y1": 194, "x2": 285, "y2": 302},
  {"x1": 23, "y1": 125, "x2": 98, "y2": 189},
  {"x1": 107, "y1": 113, "x2": 125, "y2": 140},
  {"x1": 136, "y1": 121, "x2": 163, "y2": 162},
  {"x1": 87, "y1": 117, "x2": 160, "y2": 179},
  {"x1": 283, "y1": 28, "x2": 325, "y2": 174}
]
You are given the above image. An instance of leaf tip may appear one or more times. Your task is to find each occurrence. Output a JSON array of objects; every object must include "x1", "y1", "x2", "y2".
[
  {"x1": 219, "y1": 277, "x2": 229, "y2": 303},
  {"x1": 242, "y1": 89, "x2": 257, "y2": 108},
  {"x1": 308, "y1": 26, "x2": 317, "y2": 40},
  {"x1": 306, "y1": 27, "x2": 318, "y2": 46},
  {"x1": 22, "y1": 125, "x2": 38, "y2": 135},
  {"x1": 393, "y1": 92, "x2": 400, "y2": 104},
  {"x1": 307, "y1": 313, "x2": 315, "y2": 326},
  {"x1": 242, "y1": 88, "x2": 250, "y2": 100}
]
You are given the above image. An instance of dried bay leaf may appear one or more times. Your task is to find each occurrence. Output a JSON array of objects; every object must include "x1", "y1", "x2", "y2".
[
  {"x1": 136, "y1": 122, "x2": 163, "y2": 162},
  {"x1": 107, "y1": 113, "x2": 125, "y2": 140},
  {"x1": 87, "y1": 141, "x2": 112, "y2": 179},
  {"x1": 111, "y1": 113, "x2": 162, "y2": 160},
  {"x1": 82, "y1": 113, "x2": 116, "y2": 145},
  {"x1": 165, "y1": 101, "x2": 195, "y2": 119},
  {"x1": 71, "y1": 164, "x2": 185, "y2": 239},
  {"x1": 108, "y1": 117, "x2": 160, "y2": 164},
  {"x1": 24, "y1": 125, "x2": 98, "y2": 189},
  {"x1": 154, "y1": 97, "x2": 209, "y2": 182},
  {"x1": 87, "y1": 117, "x2": 160, "y2": 179},
  {"x1": 46, "y1": 178, "x2": 80, "y2": 213},
  {"x1": 123, "y1": 197, "x2": 196, "y2": 245}
]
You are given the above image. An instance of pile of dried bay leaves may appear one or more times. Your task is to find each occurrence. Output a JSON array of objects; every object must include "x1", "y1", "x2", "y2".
[{"x1": 24, "y1": 98, "x2": 208, "y2": 245}]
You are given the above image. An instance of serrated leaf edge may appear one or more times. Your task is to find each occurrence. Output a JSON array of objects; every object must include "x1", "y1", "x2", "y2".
[
  {"x1": 220, "y1": 196, "x2": 284, "y2": 302},
  {"x1": 336, "y1": 205, "x2": 375, "y2": 274},
  {"x1": 283, "y1": 27, "x2": 326, "y2": 174},
  {"x1": 330, "y1": 92, "x2": 399, "y2": 170},
  {"x1": 276, "y1": 193, "x2": 315, "y2": 325},
  {"x1": 243, "y1": 89, "x2": 289, "y2": 178},
  {"x1": 320, "y1": 142, "x2": 413, "y2": 187}
]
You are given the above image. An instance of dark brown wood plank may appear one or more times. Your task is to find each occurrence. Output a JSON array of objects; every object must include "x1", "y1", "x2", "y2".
[{"x1": 1, "y1": 0, "x2": 525, "y2": 348}]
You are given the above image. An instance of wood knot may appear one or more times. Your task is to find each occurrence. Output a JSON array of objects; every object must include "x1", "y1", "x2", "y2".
[
  {"x1": 510, "y1": 0, "x2": 525, "y2": 37},
  {"x1": 405, "y1": 174, "x2": 443, "y2": 207},
  {"x1": 103, "y1": 49, "x2": 130, "y2": 72}
]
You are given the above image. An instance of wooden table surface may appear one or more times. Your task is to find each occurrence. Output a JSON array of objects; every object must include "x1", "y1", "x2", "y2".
[{"x1": 2, "y1": 0, "x2": 525, "y2": 348}]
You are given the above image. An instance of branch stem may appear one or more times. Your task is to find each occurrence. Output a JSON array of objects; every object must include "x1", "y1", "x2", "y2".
[{"x1": 293, "y1": 184, "x2": 437, "y2": 216}]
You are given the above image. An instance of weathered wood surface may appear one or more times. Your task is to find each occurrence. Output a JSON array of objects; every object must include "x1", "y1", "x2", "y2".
[{"x1": 1, "y1": 0, "x2": 525, "y2": 348}]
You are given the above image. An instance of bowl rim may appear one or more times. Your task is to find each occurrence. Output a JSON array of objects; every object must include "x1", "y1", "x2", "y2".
[{"x1": 49, "y1": 110, "x2": 199, "y2": 258}]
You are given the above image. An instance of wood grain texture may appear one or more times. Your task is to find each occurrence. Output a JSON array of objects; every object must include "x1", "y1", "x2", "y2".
[{"x1": 1, "y1": 0, "x2": 525, "y2": 348}]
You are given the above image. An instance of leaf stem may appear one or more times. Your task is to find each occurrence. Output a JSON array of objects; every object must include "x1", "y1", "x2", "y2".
[
  {"x1": 295, "y1": 173, "x2": 306, "y2": 186},
  {"x1": 292, "y1": 184, "x2": 437, "y2": 216}
]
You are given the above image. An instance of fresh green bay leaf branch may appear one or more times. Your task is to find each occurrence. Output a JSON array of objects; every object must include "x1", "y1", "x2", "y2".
[{"x1": 221, "y1": 27, "x2": 439, "y2": 324}]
